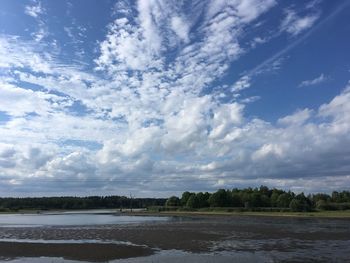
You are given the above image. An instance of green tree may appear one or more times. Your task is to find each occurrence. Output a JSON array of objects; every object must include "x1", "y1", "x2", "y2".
[
  {"x1": 270, "y1": 188, "x2": 285, "y2": 207},
  {"x1": 196, "y1": 192, "x2": 209, "y2": 208},
  {"x1": 231, "y1": 192, "x2": 242, "y2": 207},
  {"x1": 259, "y1": 185, "x2": 270, "y2": 196},
  {"x1": 277, "y1": 193, "x2": 292, "y2": 207},
  {"x1": 165, "y1": 196, "x2": 180, "y2": 207},
  {"x1": 250, "y1": 193, "x2": 263, "y2": 207},
  {"x1": 289, "y1": 199, "x2": 302, "y2": 212},
  {"x1": 181, "y1": 191, "x2": 192, "y2": 206},
  {"x1": 186, "y1": 195, "x2": 200, "y2": 208},
  {"x1": 315, "y1": 200, "x2": 328, "y2": 210},
  {"x1": 289, "y1": 193, "x2": 311, "y2": 212},
  {"x1": 261, "y1": 194, "x2": 271, "y2": 207},
  {"x1": 208, "y1": 189, "x2": 231, "y2": 207}
]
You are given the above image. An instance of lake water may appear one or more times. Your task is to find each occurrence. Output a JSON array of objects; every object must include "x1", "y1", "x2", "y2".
[
  {"x1": 0, "y1": 212, "x2": 170, "y2": 227},
  {"x1": 0, "y1": 213, "x2": 349, "y2": 262}
]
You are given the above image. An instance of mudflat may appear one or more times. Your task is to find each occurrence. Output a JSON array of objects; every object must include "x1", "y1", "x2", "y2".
[
  {"x1": 0, "y1": 215, "x2": 349, "y2": 262},
  {"x1": 0, "y1": 242, "x2": 153, "y2": 262}
]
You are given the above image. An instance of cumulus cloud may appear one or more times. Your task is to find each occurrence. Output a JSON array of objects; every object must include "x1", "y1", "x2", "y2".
[
  {"x1": 0, "y1": 0, "x2": 349, "y2": 196},
  {"x1": 278, "y1": 109, "x2": 313, "y2": 126},
  {"x1": 0, "y1": 81, "x2": 71, "y2": 117}
]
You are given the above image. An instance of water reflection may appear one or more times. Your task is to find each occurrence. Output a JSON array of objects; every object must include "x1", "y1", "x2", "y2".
[
  {"x1": 0, "y1": 214, "x2": 349, "y2": 262},
  {"x1": 0, "y1": 212, "x2": 170, "y2": 227}
]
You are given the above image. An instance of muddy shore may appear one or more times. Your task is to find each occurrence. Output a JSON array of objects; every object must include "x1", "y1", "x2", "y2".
[
  {"x1": 0, "y1": 242, "x2": 153, "y2": 262},
  {"x1": 0, "y1": 215, "x2": 349, "y2": 262}
]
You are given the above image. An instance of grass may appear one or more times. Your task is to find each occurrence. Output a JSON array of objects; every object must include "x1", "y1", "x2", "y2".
[
  {"x1": 141, "y1": 209, "x2": 350, "y2": 218},
  {"x1": 1, "y1": 208, "x2": 350, "y2": 219}
]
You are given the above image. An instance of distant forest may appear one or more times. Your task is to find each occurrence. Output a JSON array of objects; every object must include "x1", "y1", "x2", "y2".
[
  {"x1": 165, "y1": 186, "x2": 350, "y2": 212},
  {"x1": 0, "y1": 196, "x2": 166, "y2": 212},
  {"x1": 0, "y1": 186, "x2": 349, "y2": 212}
]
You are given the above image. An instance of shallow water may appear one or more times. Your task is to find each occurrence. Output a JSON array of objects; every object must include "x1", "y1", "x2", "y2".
[
  {"x1": 0, "y1": 214, "x2": 349, "y2": 262},
  {"x1": 1, "y1": 250, "x2": 273, "y2": 263},
  {"x1": 0, "y1": 212, "x2": 170, "y2": 227}
]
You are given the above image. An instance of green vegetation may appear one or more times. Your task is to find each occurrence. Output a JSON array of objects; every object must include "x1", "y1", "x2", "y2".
[
  {"x1": 0, "y1": 196, "x2": 166, "y2": 212},
  {"x1": 1, "y1": 186, "x2": 349, "y2": 214},
  {"x1": 146, "y1": 209, "x2": 350, "y2": 219},
  {"x1": 165, "y1": 186, "x2": 350, "y2": 212}
]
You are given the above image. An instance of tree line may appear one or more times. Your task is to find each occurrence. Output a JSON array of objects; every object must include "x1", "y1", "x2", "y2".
[
  {"x1": 1, "y1": 187, "x2": 349, "y2": 212},
  {"x1": 165, "y1": 186, "x2": 350, "y2": 212},
  {"x1": 0, "y1": 196, "x2": 166, "y2": 211}
]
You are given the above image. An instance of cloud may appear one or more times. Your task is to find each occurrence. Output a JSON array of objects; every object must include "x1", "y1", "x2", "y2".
[
  {"x1": 171, "y1": 16, "x2": 190, "y2": 43},
  {"x1": 232, "y1": 75, "x2": 251, "y2": 92},
  {"x1": 280, "y1": 9, "x2": 320, "y2": 36},
  {"x1": 24, "y1": 1, "x2": 45, "y2": 18},
  {"x1": 0, "y1": 81, "x2": 72, "y2": 117},
  {"x1": 278, "y1": 109, "x2": 313, "y2": 126},
  {"x1": 24, "y1": 1, "x2": 48, "y2": 42},
  {"x1": 230, "y1": 0, "x2": 348, "y2": 95},
  {"x1": 0, "y1": 36, "x2": 48, "y2": 71},
  {"x1": 250, "y1": 36, "x2": 268, "y2": 48},
  {"x1": 299, "y1": 73, "x2": 327, "y2": 87},
  {"x1": 0, "y1": 1, "x2": 349, "y2": 196}
]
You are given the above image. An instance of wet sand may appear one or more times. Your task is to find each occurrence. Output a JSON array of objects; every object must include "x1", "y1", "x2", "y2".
[{"x1": 0, "y1": 215, "x2": 350, "y2": 262}]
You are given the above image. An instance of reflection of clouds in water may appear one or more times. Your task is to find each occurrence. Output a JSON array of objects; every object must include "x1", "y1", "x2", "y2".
[
  {"x1": 4, "y1": 246, "x2": 350, "y2": 263},
  {"x1": 112, "y1": 249, "x2": 271, "y2": 263},
  {"x1": 0, "y1": 213, "x2": 170, "y2": 227},
  {"x1": 1, "y1": 216, "x2": 350, "y2": 262}
]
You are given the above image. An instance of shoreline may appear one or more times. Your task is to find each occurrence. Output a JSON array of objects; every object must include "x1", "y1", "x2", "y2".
[
  {"x1": 0, "y1": 215, "x2": 349, "y2": 262},
  {"x1": 1, "y1": 208, "x2": 350, "y2": 219},
  {"x1": 122, "y1": 209, "x2": 350, "y2": 219}
]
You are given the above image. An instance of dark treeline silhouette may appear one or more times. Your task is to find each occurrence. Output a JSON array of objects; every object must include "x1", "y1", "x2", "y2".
[
  {"x1": 1, "y1": 187, "x2": 349, "y2": 212},
  {"x1": 166, "y1": 186, "x2": 350, "y2": 212},
  {"x1": 0, "y1": 196, "x2": 166, "y2": 212}
]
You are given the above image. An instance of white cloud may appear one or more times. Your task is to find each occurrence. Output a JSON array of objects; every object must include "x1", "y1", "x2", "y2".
[
  {"x1": 0, "y1": 82, "x2": 70, "y2": 117},
  {"x1": 299, "y1": 73, "x2": 327, "y2": 87},
  {"x1": 0, "y1": 36, "x2": 54, "y2": 72},
  {"x1": 95, "y1": 17, "x2": 163, "y2": 72},
  {"x1": 1, "y1": 1, "x2": 349, "y2": 196},
  {"x1": 278, "y1": 109, "x2": 313, "y2": 126},
  {"x1": 171, "y1": 16, "x2": 190, "y2": 43},
  {"x1": 319, "y1": 84, "x2": 350, "y2": 125},
  {"x1": 232, "y1": 76, "x2": 251, "y2": 92},
  {"x1": 24, "y1": 1, "x2": 49, "y2": 42},
  {"x1": 252, "y1": 143, "x2": 284, "y2": 161},
  {"x1": 250, "y1": 36, "x2": 268, "y2": 48},
  {"x1": 280, "y1": 9, "x2": 320, "y2": 36},
  {"x1": 32, "y1": 27, "x2": 48, "y2": 42},
  {"x1": 25, "y1": 1, "x2": 44, "y2": 18}
]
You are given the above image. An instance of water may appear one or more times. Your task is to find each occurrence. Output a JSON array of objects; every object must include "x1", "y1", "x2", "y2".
[
  {"x1": 0, "y1": 214, "x2": 349, "y2": 262},
  {"x1": 0, "y1": 212, "x2": 170, "y2": 227},
  {"x1": 1, "y1": 250, "x2": 273, "y2": 263}
]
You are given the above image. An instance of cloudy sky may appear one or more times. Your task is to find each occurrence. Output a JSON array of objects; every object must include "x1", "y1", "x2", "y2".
[{"x1": 0, "y1": 0, "x2": 349, "y2": 197}]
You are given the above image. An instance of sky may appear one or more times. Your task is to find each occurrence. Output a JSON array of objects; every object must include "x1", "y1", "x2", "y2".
[{"x1": 0, "y1": 0, "x2": 349, "y2": 197}]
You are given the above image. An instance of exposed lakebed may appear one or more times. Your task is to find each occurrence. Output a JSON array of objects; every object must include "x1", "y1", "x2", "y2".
[{"x1": 0, "y1": 212, "x2": 349, "y2": 262}]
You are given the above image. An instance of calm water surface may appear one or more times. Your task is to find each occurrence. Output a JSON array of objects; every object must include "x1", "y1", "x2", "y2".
[
  {"x1": 0, "y1": 212, "x2": 170, "y2": 227},
  {"x1": 0, "y1": 214, "x2": 349, "y2": 262}
]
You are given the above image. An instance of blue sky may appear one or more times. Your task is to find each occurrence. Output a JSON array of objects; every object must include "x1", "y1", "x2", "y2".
[{"x1": 0, "y1": 0, "x2": 349, "y2": 197}]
